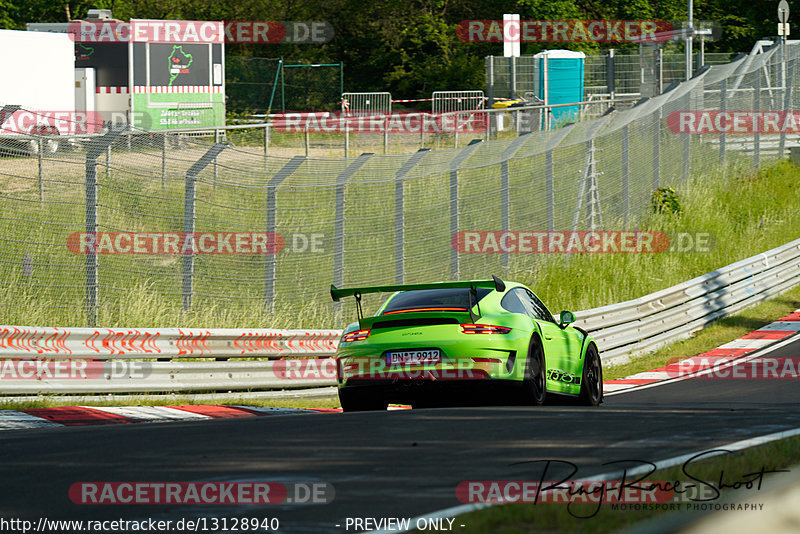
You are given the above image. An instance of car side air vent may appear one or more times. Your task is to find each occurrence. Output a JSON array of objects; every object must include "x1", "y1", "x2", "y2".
[{"x1": 371, "y1": 318, "x2": 459, "y2": 329}]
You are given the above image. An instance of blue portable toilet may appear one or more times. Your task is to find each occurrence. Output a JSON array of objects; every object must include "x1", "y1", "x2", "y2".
[{"x1": 534, "y1": 50, "x2": 585, "y2": 124}]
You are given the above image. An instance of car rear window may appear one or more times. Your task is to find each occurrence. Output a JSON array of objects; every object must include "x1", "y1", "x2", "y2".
[{"x1": 380, "y1": 288, "x2": 492, "y2": 314}]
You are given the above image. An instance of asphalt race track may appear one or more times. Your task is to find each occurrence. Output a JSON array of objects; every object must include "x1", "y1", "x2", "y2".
[{"x1": 1, "y1": 334, "x2": 799, "y2": 533}]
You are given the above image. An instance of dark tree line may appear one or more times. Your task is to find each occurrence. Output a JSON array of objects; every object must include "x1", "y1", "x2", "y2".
[{"x1": 1, "y1": 0, "x2": 778, "y2": 98}]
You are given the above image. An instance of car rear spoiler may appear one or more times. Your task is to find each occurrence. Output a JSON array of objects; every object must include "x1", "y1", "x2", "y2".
[{"x1": 330, "y1": 276, "x2": 506, "y2": 325}]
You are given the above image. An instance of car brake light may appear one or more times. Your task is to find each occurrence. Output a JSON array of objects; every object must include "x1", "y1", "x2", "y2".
[
  {"x1": 342, "y1": 329, "x2": 371, "y2": 342},
  {"x1": 460, "y1": 324, "x2": 512, "y2": 334}
]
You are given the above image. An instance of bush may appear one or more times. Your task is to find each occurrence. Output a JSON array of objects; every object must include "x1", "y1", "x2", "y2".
[{"x1": 651, "y1": 186, "x2": 682, "y2": 215}]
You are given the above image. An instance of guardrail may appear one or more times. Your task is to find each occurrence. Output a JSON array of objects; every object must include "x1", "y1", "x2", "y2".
[
  {"x1": 0, "y1": 329, "x2": 339, "y2": 394},
  {"x1": 0, "y1": 238, "x2": 798, "y2": 394},
  {"x1": 574, "y1": 237, "x2": 800, "y2": 365}
]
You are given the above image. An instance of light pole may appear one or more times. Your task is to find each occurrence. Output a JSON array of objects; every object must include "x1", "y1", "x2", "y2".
[
  {"x1": 778, "y1": 0, "x2": 790, "y2": 90},
  {"x1": 685, "y1": 0, "x2": 694, "y2": 80}
]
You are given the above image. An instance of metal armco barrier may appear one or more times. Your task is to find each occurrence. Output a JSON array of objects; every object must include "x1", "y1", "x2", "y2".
[
  {"x1": 0, "y1": 328, "x2": 340, "y2": 394},
  {"x1": 574, "y1": 237, "x2": 800, "y2": 366},
  {"x1": 0, "y1": 328, "x2": 339, "y2": 360},
  {"x1": 0, "y1": 239, "x2": 799, "y2": 393},
  {"x1": 0, "y1": 360, "x2": 337, "y2": 394}
]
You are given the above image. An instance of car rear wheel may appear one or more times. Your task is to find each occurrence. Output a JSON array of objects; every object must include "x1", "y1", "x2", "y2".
[
  {"x1": 339, "y1": 389, "x2": 387, "y2": 412},
  {"x1": 579, "y1": 344, "x2": 603, "y2": 406},
  {"x1": 521, "y1": 335, "x2": 546, "y2": 405}
]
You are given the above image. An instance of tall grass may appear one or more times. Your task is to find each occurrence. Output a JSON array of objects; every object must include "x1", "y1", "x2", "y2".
[{"x1": 0, "y1": 136, "x2": 796, "y2": 328}]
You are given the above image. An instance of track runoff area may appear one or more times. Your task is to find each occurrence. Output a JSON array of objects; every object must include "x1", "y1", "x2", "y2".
[{"x1": 0, "y1": 310, "x2": 799, "y2": 532}]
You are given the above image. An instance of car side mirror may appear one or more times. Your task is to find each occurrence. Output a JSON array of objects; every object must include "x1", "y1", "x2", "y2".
[{"x1": 559, "y1": 310, "x2": 575, "y2": 328}]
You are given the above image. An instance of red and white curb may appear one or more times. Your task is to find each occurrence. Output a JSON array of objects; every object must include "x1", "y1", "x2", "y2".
[
  {"x1": 0, "y1": 405, "x2": 314, "y2": 431},
  {"x1": 602, "y1": 309, "x2": 800, "y2": 394},
  {"x1": 0, "y1": 404, "x2": 411, "y2": 431}
]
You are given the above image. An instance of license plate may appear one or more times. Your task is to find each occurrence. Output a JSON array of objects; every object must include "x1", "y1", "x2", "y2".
[{"x1": 386, "y1": 349, "x2": 441, "y2": 365}]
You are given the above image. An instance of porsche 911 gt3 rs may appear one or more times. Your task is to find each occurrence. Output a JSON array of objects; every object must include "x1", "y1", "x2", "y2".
[{"x1": 330, "y1": 276, "x2": 602, "y2": 411}]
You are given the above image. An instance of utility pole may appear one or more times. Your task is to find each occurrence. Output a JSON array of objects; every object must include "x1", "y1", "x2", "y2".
[
  {"x1": 685, "y1": 0, "x2": 694, "y2": 80},
  {"x1": 778, "y1": 0, "x2": 790, "y2": 90}
]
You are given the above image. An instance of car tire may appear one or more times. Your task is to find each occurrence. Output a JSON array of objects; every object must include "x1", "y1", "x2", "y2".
[
  {"x1": 521, "y1": 335, "x2": 546, "y2": 406},
  {"x1": 579, "y1": 344, "x2": 603, "y2": 406},
  {"x1": 339, "y1": 389, "x2": 386, "y2": 412}
]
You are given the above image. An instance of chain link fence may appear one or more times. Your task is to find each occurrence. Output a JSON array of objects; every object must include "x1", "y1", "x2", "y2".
[
  {"x1": 0, "y1": 44, "x2": 797, "y2": 328},
  {"x1": 489, "y1": 50, "x2": 740, "y2": 100}
]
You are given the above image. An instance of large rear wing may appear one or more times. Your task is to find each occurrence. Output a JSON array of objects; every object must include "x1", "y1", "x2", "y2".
[
  {"x1": 331, "y1": 276, "x2": 506, "y2": 325},
  {"x1": 330, "y1": 276, "x2": 506, "y2": 302}
]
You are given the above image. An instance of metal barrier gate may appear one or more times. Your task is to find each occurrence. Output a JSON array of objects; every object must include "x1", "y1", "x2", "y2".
[
  {"x1": 341, "y1": 92, "x2": 392, "y2": 116},
  {"x1": 431, "y1": 91, "x2": 485, "y2": 114}
]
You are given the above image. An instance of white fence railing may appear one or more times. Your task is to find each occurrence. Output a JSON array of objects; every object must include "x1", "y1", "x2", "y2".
[{"x1": 1, "y1": 239, "x2": 798, "y2": 394}]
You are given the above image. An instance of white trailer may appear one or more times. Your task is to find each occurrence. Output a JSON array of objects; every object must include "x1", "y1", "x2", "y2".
[
  {"x1": 0, "y1": 29, "x2": 75, "y2": 112},
  {"x1": 0, "y1": 29, "x2": 78, "y2": 153}
]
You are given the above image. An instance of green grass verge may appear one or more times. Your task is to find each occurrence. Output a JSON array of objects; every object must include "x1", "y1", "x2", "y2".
[
  {"x1": 605, "y1": 283, "x2": 800, "y2": 380},
  {"x1": 452, "y1": 435, "x2": 800, "y2": 533}
]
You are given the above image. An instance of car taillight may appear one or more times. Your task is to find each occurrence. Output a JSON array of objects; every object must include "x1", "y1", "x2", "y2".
[
  {"x1": 460, "y1": 324, "x2": 512, "y2": 334},
  {"x1": 342, "y1": 329, "x2": 371, "y2": 342}
]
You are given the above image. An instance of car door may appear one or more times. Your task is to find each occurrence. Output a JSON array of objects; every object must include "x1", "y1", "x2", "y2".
[{"x1": 519, "y1": 289, "x2": 583, "y2": 386}]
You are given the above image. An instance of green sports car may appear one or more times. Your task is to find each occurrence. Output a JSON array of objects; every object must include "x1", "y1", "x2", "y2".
[{"x1": 330, "y1": 276, "x2": 603, "y2": 411}]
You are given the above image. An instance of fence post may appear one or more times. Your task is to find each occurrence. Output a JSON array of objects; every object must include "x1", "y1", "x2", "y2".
[
  {"x1": 754, "y1": 74, "x2": 761, "y2": 169},
  {"x1": 545, "y1": 150, "x2": 555, "y2": 231},
  {"x1": 264, "y1": 124, "x2": 270, "y2": 162},
  {"x1": 105, "y1": 144, "x2": 111, "y2": 180},
  {"x1": 500, "y1": 133, "x2": 533, "y2": 271},
  {"x1": 487, "y1": 55, "x2": 494, "y2": 140},
  {"x1": 161, "y1": 133, "x2": 167, "y2": 189},
  {"x1": 384, "y1": 117, "x2": 389, "y2": 154},
  {"x1": 182, "y1": 142, "x2": 227, "y2": 311},
  {"x1": 37, "y1": 138, "x2": 44, "y2": 202},
  {"x1": 265, "y1": 156, "x2": 306, "y2": 313},
  {"x1": 333, "y1": 153, "x2": 373, "y2": 320},
  {"x1": 606, "y1": 49, "x2": 616, "y2": 100},
  {"x1": 344, "y1": 119, "x2": 349, "y2": 159},
  {"x1": 214, "y1": 129, "x2": 221, "y2": 188},
  {"x1": 719, "y1": 79, "x2": 727, "y2": 167},
  {"x1": 779, "y1": 62, "x2": 793, "y2": 159},
  {"x1": 653, "y1": 108, "x2": 660, "y2": 190},
  {"x1": 305, "y1": 127, "x2": 310, "y2": 157},
  {"x1": 510, "y1": 55, "x2": 517, "y2": 98},
  {"x1": 448, "y1": 140, "x2": 482, "y2": 279},
  {"x1": 622, "y1": 124, "x2": 630, "y2": 224},
  {"x1": 84, "y1": 125, "x2": 124, "y2": 326},
  {"x1": 394, "y1": 149, "x2": 430, "y2": 284},
  {"x1": 683, "y1": 93, "x2": 691, "y2": 183},
  {"x1": 542, "y1": 124, "x2": 574, "y2": 232}
]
